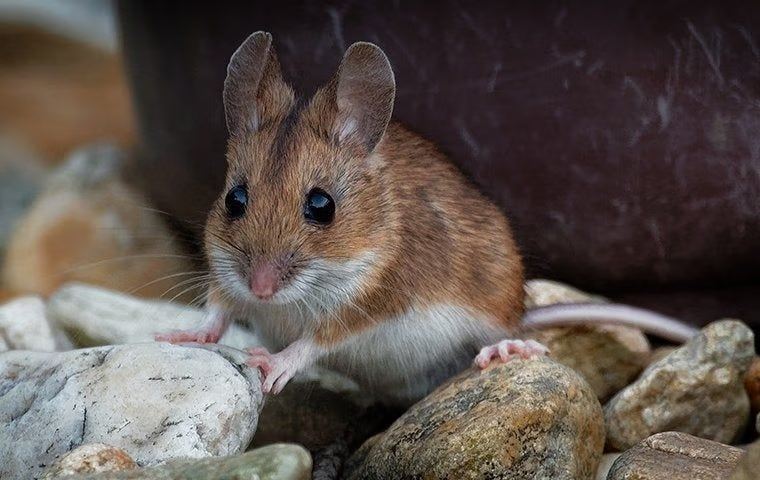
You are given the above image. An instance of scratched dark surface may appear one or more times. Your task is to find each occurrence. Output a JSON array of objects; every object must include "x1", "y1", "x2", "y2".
[{"x1": 118, "y1": 1, "x2": 760, "y2": 326}]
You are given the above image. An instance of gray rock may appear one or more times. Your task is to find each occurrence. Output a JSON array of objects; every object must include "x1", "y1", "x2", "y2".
[
  {"x1": 0, "y1": 296, "x2": 57, "y2": 352},
  {"x1": 604, "y1": 320, "x2": 755, "y2": 450},
  {"x1": 607, "y1": 432, "x2": 744, "y2": 480},
  {"x1": 54, "y1": 444, "x2": 312, "y2": 480},
  {"x1": 344, "y1": 357, "x2": 604, "y2": 480},
  {"x1": 47, "y1": 283, "x2": 260, "y2": 350},
  {"x1": 0, "y1": 136, "x2": 44, "y2": 254},
  {"x1": 0, "y1": 343, "x2": 263, "y2": 480}
]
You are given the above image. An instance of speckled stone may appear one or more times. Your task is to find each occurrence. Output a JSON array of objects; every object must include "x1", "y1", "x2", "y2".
[
  {"x1": 530, "y1": 324, "x2": 650, "y2": 401},
  {"x1": 343, "y1": 357, "x2": 604, "y2": 480},
  {"x1": 604, "y1": 320, "x2": 755, "y2": 450},
  {"x1": 41, "y1": 443, "x2": 136, "y2": 478},
  {"x1": 607, "y1": 432, "x2": 743, "y2": 480},
  {"x1": 55, "y1": 444, "x2": 312, "y2": 479}
]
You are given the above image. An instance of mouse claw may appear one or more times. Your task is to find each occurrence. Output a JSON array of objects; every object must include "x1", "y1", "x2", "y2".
[
  {"x1": 474, "y1": 339, "x2": 549, "y2": 369},
  {"x1": 245, "y1": 346, "x2": 273, "y2": 377}
]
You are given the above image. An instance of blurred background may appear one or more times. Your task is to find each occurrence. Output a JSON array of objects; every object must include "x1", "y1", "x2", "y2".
[{"x1": 0, "y1": 1, "x2": 758, "y2": 329}]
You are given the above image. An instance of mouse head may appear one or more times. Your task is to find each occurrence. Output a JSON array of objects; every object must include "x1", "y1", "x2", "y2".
[{"x1": 205, "y1": 32, "x2": 396, "y2": 307}]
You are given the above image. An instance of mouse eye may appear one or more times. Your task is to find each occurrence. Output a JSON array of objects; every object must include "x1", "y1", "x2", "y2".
[
  {"x1": 225, "y1": 185, "x2": 248, "y2": 219},
  {"x1": 304, "y1": 188, "x2": 335, "y2": 225}
]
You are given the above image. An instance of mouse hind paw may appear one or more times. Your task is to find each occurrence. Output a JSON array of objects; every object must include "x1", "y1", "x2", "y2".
[{"x1": 474, "y1": 339, "x2": 549, "y2": 369}]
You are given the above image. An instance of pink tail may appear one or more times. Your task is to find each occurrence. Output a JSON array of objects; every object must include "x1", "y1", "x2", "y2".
[{"x1": 522, "y1": 303, "x2": 698, "y2": 343}]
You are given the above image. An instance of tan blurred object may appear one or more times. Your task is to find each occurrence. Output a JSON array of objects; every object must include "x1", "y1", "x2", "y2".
[
  {"x1": 0, "y1": 22, "x2": 134, "y2": 163},
  {"x1": 743, "y1": 356, "x2": 760, "y2": 413},
  {"x1": 1, "y1": 145, "x2": 198, "y2": 301}
]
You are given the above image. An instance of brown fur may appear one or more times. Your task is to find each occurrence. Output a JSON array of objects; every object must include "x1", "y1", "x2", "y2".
[{"x1": 206, "y1": 34, "x2": 524, "y2": 347}]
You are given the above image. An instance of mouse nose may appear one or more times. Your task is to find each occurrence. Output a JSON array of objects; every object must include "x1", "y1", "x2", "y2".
[{"x1": 250, "y1": 262, "x2": 280, "y2": 300}]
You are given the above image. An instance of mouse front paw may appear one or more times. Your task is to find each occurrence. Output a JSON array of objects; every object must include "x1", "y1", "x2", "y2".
[{"x1": 474, "y1": 339, "x2": 549, "y2": 369}]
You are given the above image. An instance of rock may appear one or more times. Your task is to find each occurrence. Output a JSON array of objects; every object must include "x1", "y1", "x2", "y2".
[
  {"x1": 530, "y1": 324, "x2": 651, "y2": 401},
  {"x1": 730, "y1": 439, "x2": 760, "y2": 480},
  {"x1": 0, "y1": 296, "x2": 57, "y2": 351},
  {"x1": 596, "y1": 453, "x2": 621, "y2": 480},
  {"x1": 2, "y1": 144, "x2": 196, "y2": 300},
  {"x1": 47, "y1": 283, "x2": 260, "y2": 350},
  {"x1": 604, "y1": 320, "x2": 755, "y2": 450},
  {"x1": 607, "y1": 432, "x2": 744, "y2": 480},
  {"x1": 0, "y1": 343, "x2": 262, "y2": 480},
  {"x1": 51, "y1": 444, "x2": 311, "y2": 480},
  {"x1": 343, "y1": 357, "x2": 604, "y2": 480},
  {"x1": 41, "y1": 443, "x2": 137, "y2": 478},
  {"x1": 524, "y1": 278, "x2": 607, "y2": 308},
  {"x1": 524, "y1": 279, "x2": 651, "y2": 401}
]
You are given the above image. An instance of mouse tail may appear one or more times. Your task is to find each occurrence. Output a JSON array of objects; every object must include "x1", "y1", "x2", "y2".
[{"x1": 522, "y1": 303, "x2": 699, "y2": 344}]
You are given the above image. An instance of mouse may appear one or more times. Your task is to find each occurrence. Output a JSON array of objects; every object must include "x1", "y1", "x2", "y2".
[{"x1": 157, "y1": 31, "x2": 698, "y2": 405}]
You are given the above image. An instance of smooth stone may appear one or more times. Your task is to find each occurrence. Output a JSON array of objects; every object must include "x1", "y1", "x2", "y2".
[
  {"x1": 41, "y1": 443, "x2": 137, "y2": 478},
  {"x1": 607, "y1": 432, "x2": 744, "y2": 480},
  {"x1": 730, "y1": 439, "x2": 760, "y2": 480},
  {"x1": 53, "y1": 444, "x2": 312, "y2": 480},
  {"x1": 2, "y1": 144, "x2": 197, "y2": 300},
  {"x1": 604, "y1": 320, "x2": 755, "y2": 450},
  {"x1": 343, "y1": 357, "x2": 604, "y2": 480},
  {"x1": 0, "y1": 296, "x2": 57, "y2": 352},
  {"x1": 524, "y1": 278, "x2": 607, "y2": 308},
  {"x1": 0, "y1": 343, "x2": 262, "y2": 480},
  {"x1": 47, "y1": 283, "x2": 260, "y2": 350}
]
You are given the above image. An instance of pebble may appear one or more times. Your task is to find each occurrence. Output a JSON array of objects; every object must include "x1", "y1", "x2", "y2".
[
  {"x1": 343, "y1": 357, "x2": 604, "y2": 480},
  {"x1": 604, "y1": 319, "x2": 755, "y2": 450},
  {"x1": 41, "y1": 443, "x2": 137, "y2": 478},
  {"x1": 607, "y1": 432, "x2": 744, "y2": 480}
]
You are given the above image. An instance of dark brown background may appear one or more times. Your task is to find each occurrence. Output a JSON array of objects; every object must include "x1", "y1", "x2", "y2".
[{"x1": 118, "y1": 1, "x2": 760, "y2": 327}]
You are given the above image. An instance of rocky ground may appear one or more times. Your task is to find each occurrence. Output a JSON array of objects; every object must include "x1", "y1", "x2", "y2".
[
  {"x1": 1, "y1": 279, "x2": 758, "y2": 479},
  {"x1": 1, "y1": 146, "x2": 759, "y2": 479}
]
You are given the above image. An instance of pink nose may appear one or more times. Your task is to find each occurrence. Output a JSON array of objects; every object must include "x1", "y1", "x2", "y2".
[{"x1": 250, "y1": 263, "x2": 280, "y2": 299}]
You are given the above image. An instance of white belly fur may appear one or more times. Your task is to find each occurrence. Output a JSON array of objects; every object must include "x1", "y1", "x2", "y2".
[{"x1": 242, "y1": 303, "x2": 505, "y2": 405}]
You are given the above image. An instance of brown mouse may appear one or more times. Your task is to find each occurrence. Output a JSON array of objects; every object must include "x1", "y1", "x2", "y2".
[{"x1": 157, "y1": 32, "x2": 697, "y2": 405}]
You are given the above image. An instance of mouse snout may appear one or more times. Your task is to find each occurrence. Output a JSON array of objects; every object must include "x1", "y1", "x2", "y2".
[{"x1": 250, "y1": 262, "x2": 281, "y2": 300}]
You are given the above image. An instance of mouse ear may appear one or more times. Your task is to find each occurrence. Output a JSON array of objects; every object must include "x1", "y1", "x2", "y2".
[
  {"x1": 223, "y1": 31, "x2": 286, "y2": 136},
  {"x1": 331, "y1": 42, "x2": 396, "y2": 152}
]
